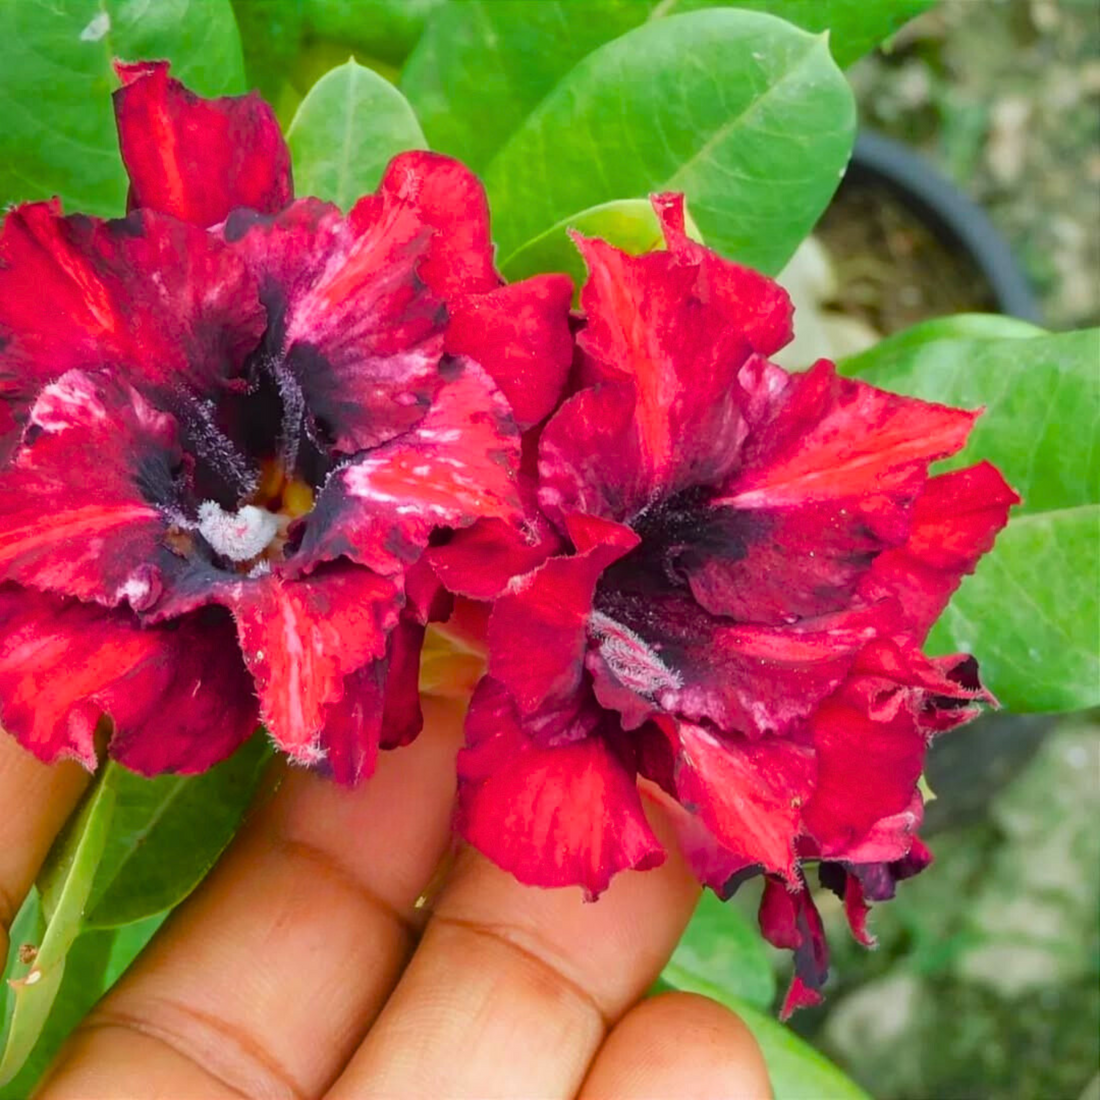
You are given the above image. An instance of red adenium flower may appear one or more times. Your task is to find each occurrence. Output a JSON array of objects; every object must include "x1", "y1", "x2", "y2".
[
  {"x1": 0, "y1": 61, "x2": 572, "y2": 782},
  {"x1": 431, "y1": 194, "x2": 1018, "y2": 1014}
]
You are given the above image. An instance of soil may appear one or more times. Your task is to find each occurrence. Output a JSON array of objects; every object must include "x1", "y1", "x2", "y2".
[{"x1": 815, "y1": 178, "x2": 999, "y2": 335}]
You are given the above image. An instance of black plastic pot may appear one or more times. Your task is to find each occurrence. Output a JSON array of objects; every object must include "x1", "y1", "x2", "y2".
[{"x1": 848, "y1": 129, "x2": 1042, "y2": 324}]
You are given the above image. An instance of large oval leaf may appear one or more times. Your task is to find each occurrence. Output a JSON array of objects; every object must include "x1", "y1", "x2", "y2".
[
  {"x1": 840, "y1": 327, "x2": 1100, "y2": 712},
  {"x1": 0, "y1": 0, "x2": 246, "y2": 217},
  {"x1": 484, "y1": 9, "x2": 855, "y2": 275},
  {"x1": 287, "y1": 58, "x2": 427, "y2": 209},
  {"x1": 402, "y1": 0, "x2": 928, "y2": 172},
  {"x1": 304, "y1": 0, "x2": 443, "y2": 65}
]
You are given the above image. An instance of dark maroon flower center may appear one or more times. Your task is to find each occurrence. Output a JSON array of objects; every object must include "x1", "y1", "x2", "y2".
[{"x1": 153, "y1": 357, "x2": 335, "y2": 577}]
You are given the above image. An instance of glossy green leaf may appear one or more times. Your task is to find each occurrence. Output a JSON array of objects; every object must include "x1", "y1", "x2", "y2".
[
  {"x1": 287, "y1": 59, "x2": 427, "y2": 209},
  {"x1": 303, "y1": 0, "x2": 443, "y2": 64},
  {"x1": 661, "y1": 971, "x2": 868, "y2": 1099},
  {"x1": 0, "y1": 774, "x2": 116, "y2": 1086},
  {"x1": 664, "y1": 892, "x2": 777, "y2": 1010},
  {"x1": 84, "y1": 735, "x2": 273, "y2": 928},
  {"x1": 841, "y1": 327, "x2": 1100, "y2": 712},
  {"x1": 0, "y1": 0, "x2": 246, "y2": 217},
  {"x1": 402, "y1": 0, "x2": 927, "y2": 172},
  {"x1": 499, "y1": 197, "x2": 704, "y2": 293},
  {"x1": 928, "y1": 507, "x2": 1099, "y2": 713},
  {"x1": 484, "y1": 10, "x2": 855, "y2": 275}
]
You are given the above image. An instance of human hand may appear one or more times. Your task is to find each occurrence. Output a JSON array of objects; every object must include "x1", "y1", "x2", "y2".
[{"x1": 2, "y1": 698, "x2": 771, "y2": 1099}]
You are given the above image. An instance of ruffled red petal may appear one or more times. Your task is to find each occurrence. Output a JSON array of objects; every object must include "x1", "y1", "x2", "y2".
[
  {"x1": 800, "y1": 686, "x2": 930, "y2": 858},
  {"x1": 592, "y1": 592, "x2": 882, "y2": 739},
  {"x1": 113, "y1": 60, "x2": 292, "y2": 227},
  {"x1": 224, "y1": 197, "x2": 445, "y2": 455},
  {"x1": 458, "y1": 679, "x2": 665, "y2": 898},
  {"x1": 650, "y1": 193, "x2": 793, "y2": 356},
  {"x1": 315, "y1": 658, "x2": 386, "y2": 786},
  {"x1": 0, "y1": 203, "x2": 263, "y2": 451},
  {"x1": 0, "y1": 587, "x2": 256, "y2": 774},
  {"x1": 696, "y1": 358, "x2": 978, "y2": 625},
  {"x1": 670, "y1": 720, "x2": 815, "y2": 880},
  {"x1": 487, "y1": 526, "x2": 639, "y2": 715},
  {"x1": 229, "y1": 566, "x2": 402, "y2": 763},
  {"x1": 446, "y1": 275, "x2": 575, "y2": 430},
  {"x1": 566, "y1": 234, "x2": 753, "y2": 507},
  {"x1": 291, "y1": 361, "x2": 521, "y2": 576},
  {"x1": 0, "y1": 372, "x2": 173, "y2": 608},
  {"x1": 348, "y1": 151, "x2": 498, "y2": 298},
  {"x1": 859, "y1": 462, "x2": 1018, "y2": 642},
  {"x1": 758, "y1": 877, "x2": 830, "y2": 1020},
  {"x1": 427, "y1": 514, "x2": 560, "y2": 601}
]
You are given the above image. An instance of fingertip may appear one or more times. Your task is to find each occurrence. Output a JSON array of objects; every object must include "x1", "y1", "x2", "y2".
[{"x1": 580, "y1": 991, "x2": 773, "y2": 1099}]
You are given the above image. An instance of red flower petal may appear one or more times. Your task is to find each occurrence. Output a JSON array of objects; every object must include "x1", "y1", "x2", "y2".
[
  {"x1": 427, "y1": 515, "x2": 560, "y2": 601},
  {"x1": 758, "y1": 876, "x2": 830, "y2": 1020},
  {"x1": 800, "y1": 689, "x2": 929, "y2": 858},
  {"x1": 593, "y1": 591, "x2": 882, "y2": 738},
  {"x1": 671, "y1": 721, "x2": 815, "y2": 880},
  {"x1": 291, "y1": 361, "x2": 522, "y2": 576},
  {"x1": 230, "y1": 566, "x2": 402, "y2": 763},
  {"x1": 315, "y1": 658, "x2": 386, "y2": 786},
  {"x1": 0, "y1": 587, "x2": 256, "y2": 774},
  {"x1": 113, "y1": 60, "x2": 292, "y2": 227},
  {"x1": 859, "y1": 462, "x2": 1018, "y2": 642},
  {"x1": 537, "y1": 381, "x2": 651, "y2": 524},
  {"x1": 0, "y1": 372, "x2": 173, "y2": 607},
  {"x1": 0, "y1": 203, "x2": 263, "y2": 452},
  {"x1": 487, "y1": 530, "x2": 638, "y2": 715},
  {"x1": 348, "y1": 151, "x2": 498, "y2": 298},
  {"x1": 224, "y1": 197, "x2": 446, "y2": 455},
  {"x1": 458, "y1": 679, "x2": 665, "y2": 898},
  {"x1": 446, "y1": 274, "x2": 575, "y2": 430},
  {"x1": 568, "y1": 231, "x2": 754, "y2": 505},
  {"x1": 720, "y1": 358, "x2": 976, "y2": 511},
  {"x1": 694, "y1": 358, "x2": 977, "y2": 625},
  {"x1": 650, "y1": 193, "x2": 793, "y2": 357}
]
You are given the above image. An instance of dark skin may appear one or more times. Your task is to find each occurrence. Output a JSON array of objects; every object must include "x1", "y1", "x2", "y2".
[{"x1": 1, "y1": 698, "x2": 772, "y2": 1099}]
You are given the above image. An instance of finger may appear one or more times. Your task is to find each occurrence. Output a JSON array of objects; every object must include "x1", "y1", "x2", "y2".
[
  {"x1": 41, "y1": 697, "x2": 466, "y2": 1100},
  {"x1": 328, "y1": 802, "x2": 701, "y2": 1099},
  {"x1": 579, "y1": 992, "x2": 772, "y2": 1099},
  {"x1": 0, "y1": 734, "x2": 87, "y2": 959}
]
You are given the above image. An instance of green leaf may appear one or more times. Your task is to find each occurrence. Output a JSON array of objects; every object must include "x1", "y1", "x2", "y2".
[
  {"x1": 0, "y1": 925, "x2": 113, "y2": 1100},
  {"x1": 231, "y1": 0, "x2": 305, "y2": 101},
  {"x1": 0, "y1": 0, "x2": 247, "y2": 217},
  {"x1": 661, "y1": 971, "x2": 868, "y2": 1099},
  {"x1": 287, "y1": 59, "x2": 427, "y2": 209},
  {"x1": 664, "y1": 892, "x2": 777, "y2": 1010},
  {"x1": 303, "y1": 0, "x2": 443, "y2": 64},
  {"x1": 840, "y1": 327, "x2": 1100, "y2": 712},
  {"x1": 484, "y1": 10, "x2": 855, "y2": 276},
  {"x1": 840, "y1": 314, "x2": 1046, "y2": 373},
  {"x1": 499, "y1": 197, "x2": 704, "y2": 293},
  {"x1": 402, "y1": 0, "x2": 923, "y2": 173},
  {"x1": 0, "y1": 773, "x2": 117, "y2": 1086},
  {"x1": 928, "y1": 508, "x2": 1100, "y2": 713},
  {"x1": 700, "y1": 0, "x2": 937, "y2": 67},
  {"x1": 84, "y1": 734, "x2": 273, "y2": 928}
]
